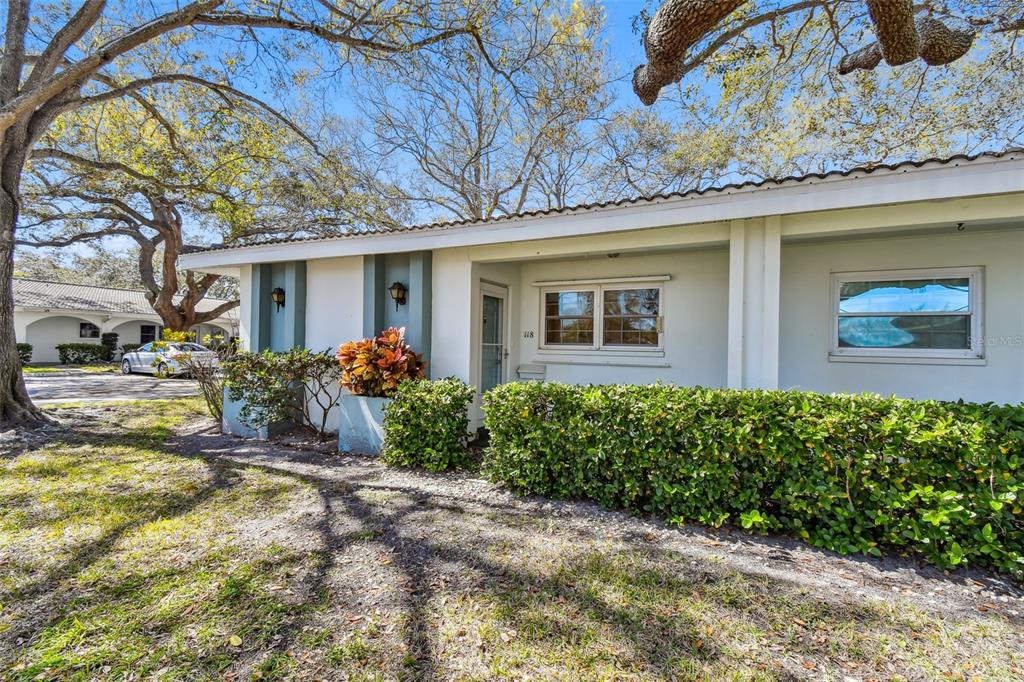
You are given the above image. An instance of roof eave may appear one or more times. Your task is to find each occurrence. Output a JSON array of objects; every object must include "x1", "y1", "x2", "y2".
[{"x1": 180, "y1": 152, "x2": 1024, "y2": 270}]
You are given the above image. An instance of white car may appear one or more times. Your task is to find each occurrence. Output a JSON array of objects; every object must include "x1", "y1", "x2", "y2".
[{"x1": 121, "y1": 342, "x2": 218, "y2": 376}]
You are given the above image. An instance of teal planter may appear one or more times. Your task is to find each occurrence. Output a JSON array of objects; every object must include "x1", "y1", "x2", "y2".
[
  {"x1": 338, "y1": 392, "x2": 390, "y2": 455},
  {"x1": 221, "y1": 387, "x2": 290, "y2": 441}
]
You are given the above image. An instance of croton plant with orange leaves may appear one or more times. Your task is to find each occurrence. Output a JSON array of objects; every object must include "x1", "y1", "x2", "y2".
[{"x1": 336, "y1": 327, "x2": 427, "y2": 397}]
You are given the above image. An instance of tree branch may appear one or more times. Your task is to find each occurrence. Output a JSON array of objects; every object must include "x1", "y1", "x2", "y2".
[
  {"x1": 30, "y1": 147, "x2": 197, "y2": 193},
  {"x1": 192, "y1": 11, "x2": 469, "y2": 54},
  {"x1": 23, "y1": 0, "x2": 106, "y2": 92},
  {"x1": 0, "y1": 0, "x2": 223, "y2": 137},
  {"x1": 16, "y1": 225, "x2": 140, "y2": 247},
  {"x1": 0, "y1": 0, "x2": 31, "y2": 104}
]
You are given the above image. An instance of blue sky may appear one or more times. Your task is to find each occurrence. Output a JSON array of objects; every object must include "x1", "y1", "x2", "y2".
[
  {"x1": 16, "y1": 0, "x2": 656, "y2": 266},
  {"x1": 312, "y1": 1, "x2": 651, "y2": 120}
]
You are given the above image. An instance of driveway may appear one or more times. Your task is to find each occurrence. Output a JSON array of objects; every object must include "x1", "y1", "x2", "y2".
[{"x1": 24, "y1": 369, "x2": 199, "y2": 405}]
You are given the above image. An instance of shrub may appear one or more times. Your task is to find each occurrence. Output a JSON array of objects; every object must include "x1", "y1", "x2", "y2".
[
  {"x1": 336, "y1": 327, "x2": 426, "y2": 398},
  {"x1": 483, "y1": 382, "x2": 1024, "y2": 576},
  {"x1": 100, "y1": 332, "x2": 119, "y2": 361},
  {"x1": 223, "y1": 348, "x2": 341, "y2": 439},
  {"x1": 382, "y1": 378, "x2": 476, "y2": 471},
  {"x1": 16, "y1": 343, "x2": 32, "y2": 364},
  {"x1": 121, "y1": 343, "x2": 142, "y2": 353},
  {"x1": 55, "y1": 343, "x2": 108, "y2": 365}
]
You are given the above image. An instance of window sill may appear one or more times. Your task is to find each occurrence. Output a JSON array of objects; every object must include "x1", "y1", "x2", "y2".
[
  {"x1": 532, "y1": 357, "x2": 671, "y2": 369},
  {"x1": 828, "y1": 353, "x2": 986, "y2": 367},
  {"x1": 537, "y1": 348, "x2": 665, "y2": 358}
]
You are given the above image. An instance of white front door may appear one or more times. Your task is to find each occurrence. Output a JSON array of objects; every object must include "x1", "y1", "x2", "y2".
[{"x1": 479, "y1": 283, "x2": 509, "y2": 396}]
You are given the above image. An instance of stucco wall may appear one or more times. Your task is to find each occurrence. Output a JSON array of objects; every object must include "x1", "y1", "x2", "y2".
[
  {"x1": 516, "y1": 249, "x2": 730, "y2": 388},
  {"x1": 24, "y1": 315, "x2": 102, "y2": 363},
  {"x1": 303, "y1": 256, "x2": 364, "y2": 432},
  {"x1": 779, "y1": 228, "x2": 1024, "y2": 404},
  {"x1": 430, "y1": 248, "x2": 475, "y2": 383},
  {"x1": 109, "y1": 320, "x2": 159, "y2": 346}
]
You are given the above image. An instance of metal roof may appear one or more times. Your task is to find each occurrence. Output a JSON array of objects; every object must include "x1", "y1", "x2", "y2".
[
  {"x1": 13, "y1": 278, "x2": 236, "y2": 319},
  {"x1": 185, "y1": 148, "x2": 1022, "y2": 255}
]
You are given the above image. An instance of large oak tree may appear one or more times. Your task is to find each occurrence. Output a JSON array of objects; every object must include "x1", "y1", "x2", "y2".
[
  {"x1": 0, "y1": 0, "x2": 497, "y2": 425},
  {"x1": 16, "y1": 77, "x2": 396, "y2": 332}
]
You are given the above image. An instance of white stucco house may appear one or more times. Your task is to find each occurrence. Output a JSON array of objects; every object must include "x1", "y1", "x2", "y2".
[
  {"x1": 179, "y1": 150, "x2": 1024, "y2": 431},
  {"x1": 14, "y1": 279, "x2": 239, "y2": 363}
]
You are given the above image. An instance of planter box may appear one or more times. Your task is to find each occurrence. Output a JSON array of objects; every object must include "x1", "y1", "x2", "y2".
[
  {"x1": 338, "y1": 392, "x2": 391, "y2": 455},
  {"x1": 221, "y1": 387, "x2": 290, "y2": 441}
]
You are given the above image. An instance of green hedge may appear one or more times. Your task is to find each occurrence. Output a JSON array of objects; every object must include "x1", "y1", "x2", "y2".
[
  {"x1": 483, "y1": 382, "x2": 1024, "y2": 575},
  {"x1": 382, "y1": 378, "x2": 476, "y2": 472},
  {"x1": 55, "y1": 343, "x2": 108, "y2": 365},
  {"x1": 17, "y1": 343, "x2": 32, "y2": 364},
  {"x1": 100, "y1": 332, "x2": 119, "y2": 361},
  {"x1": 121, "y1": 343, "x2": 143, "y2": 353}
]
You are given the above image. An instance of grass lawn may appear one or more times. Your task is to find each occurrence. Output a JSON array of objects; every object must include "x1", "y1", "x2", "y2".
[
  {"x1": 22, "y1": 364, "x2": 120, "y2": 374},
  {"x1": 1, "y1": 400, "x2": 1021, "y2": 681}
]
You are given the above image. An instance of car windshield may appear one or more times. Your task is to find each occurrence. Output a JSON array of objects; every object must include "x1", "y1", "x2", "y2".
[{"x1": 186, "y1": 343, "x2": 208, "y2": 351}]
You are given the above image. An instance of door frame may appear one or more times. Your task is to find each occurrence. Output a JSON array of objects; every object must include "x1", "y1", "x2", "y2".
[{"x1": 478, "y1": 281, "x2": 510, "y2": 397}]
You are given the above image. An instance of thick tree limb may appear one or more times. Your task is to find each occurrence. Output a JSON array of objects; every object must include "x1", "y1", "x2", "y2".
[
  {"x1": 865, "y1": 0, "x2": 920, "y2": 65},
  {"x1": 839, "y1": 14, "x2": 975, "y2": 73},
  {"x1": 916, "y1": 16, "x2": 974, "y2": 66},
  {"x1": 633, "y1": 0, "x2": 748, "y2": 105}
]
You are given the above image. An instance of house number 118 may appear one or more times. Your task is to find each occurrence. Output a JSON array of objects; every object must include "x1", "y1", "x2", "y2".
[{"x1": 523, "y1": 331, "x2": 535, "y2": 338}]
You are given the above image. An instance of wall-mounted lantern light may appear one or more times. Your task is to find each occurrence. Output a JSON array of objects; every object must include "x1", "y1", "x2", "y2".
[
  {"x1": 271, "y1": 287, "x2": 286, "y2": 311},
  {"x1": 388, "y1": 281, "x2": 407, "y2": 310}
]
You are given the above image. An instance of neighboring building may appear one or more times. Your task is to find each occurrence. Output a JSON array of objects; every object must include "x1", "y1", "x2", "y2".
[
  {"x1": 14, "y1": 279, "x2": 239, "y2": 363},
  {"x1": 179, "y1": 150, "x2": 1024, "y2": 431}
]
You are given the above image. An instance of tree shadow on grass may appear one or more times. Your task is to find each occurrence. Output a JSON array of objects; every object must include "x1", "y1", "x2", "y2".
[
  {"x1": 189, "y1": 447, "x2": 1011, "y2": 682},
  {"x1": 6, "y1": 415, "x2": 1020, "y2": 680},
  {"x1": 0, "y1": 422, "x2": 248, "y2": 669}
]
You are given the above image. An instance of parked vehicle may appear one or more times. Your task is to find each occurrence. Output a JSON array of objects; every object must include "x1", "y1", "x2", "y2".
[{"x1": 121, "y1": 342, "x2": 218, "y2": 376}]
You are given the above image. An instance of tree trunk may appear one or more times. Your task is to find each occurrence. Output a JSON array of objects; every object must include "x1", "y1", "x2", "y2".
[{"x1": 0, "y1": 135, "x2": 45, "y2": 426}]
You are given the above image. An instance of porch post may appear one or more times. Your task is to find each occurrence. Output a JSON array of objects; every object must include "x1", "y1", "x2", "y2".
[
  {"x1": 407, "y1": 251, "x2": 433, "y2": 370},
  {"x1": 282, "y1": 260, "x2": 306, "y2": 349},
  {"x1": 362, "y1": 254, "x2": 386, "y2": 338},
  {"x1": 727, "y1": 216, "x2": 781, "y2": 389},
  {"x1": 249, "y1": 263, "x2": 272, "y2": 351},
  {"x1": 14, "y1": 315, "x2": 28, "y2": 343}
]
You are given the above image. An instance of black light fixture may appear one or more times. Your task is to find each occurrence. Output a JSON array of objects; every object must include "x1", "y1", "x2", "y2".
[
  {"x1": 388, "y1": 281, "x2": 407, "y2": 310},
  {"x1": 271, "y1": 287, "x2": 286, "y2": 311}
]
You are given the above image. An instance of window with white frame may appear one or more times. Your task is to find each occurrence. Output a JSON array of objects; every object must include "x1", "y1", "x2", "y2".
[
  {"x1": 541, "y1": 281, "x2": 663, "y2": 350},
  {"x1": 79, "y1": 322, "x2": 100, "y2": 339},
  {"x1": 831, "y1": 267, "x2": 982, "y2": 359}
]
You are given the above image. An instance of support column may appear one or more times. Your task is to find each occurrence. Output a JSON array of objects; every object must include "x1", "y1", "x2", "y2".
[
  {"x1": 283, "y1": 260, "x2": 306, "y2": 349},
  {"x1": 249, "y1": 263, "x2": 272, "y2": 351},
  {"x1": 727, "y1": 217, "x2": 782, "y2": 389},
  {"x1": 407, "y1": 251, "x2": 432, "y2": 370},
  {"x1": 362, "y1": 254, "x2": 386, "y2": 338},
  {"x1": 14, "y1": 315, "x2": 28, "y2": 343}
]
